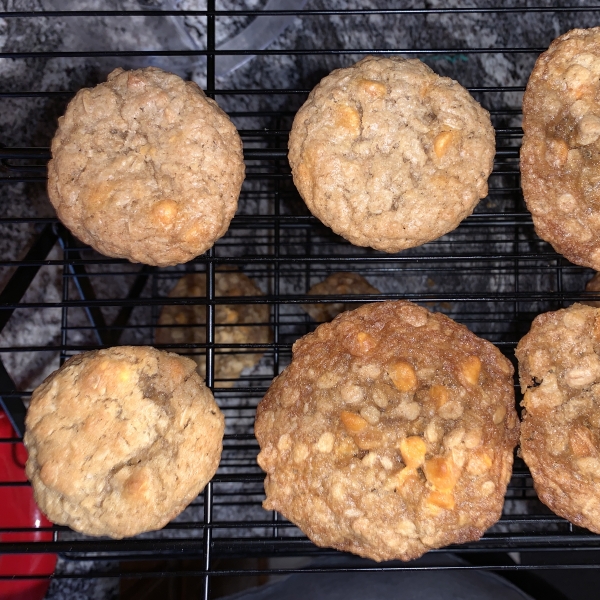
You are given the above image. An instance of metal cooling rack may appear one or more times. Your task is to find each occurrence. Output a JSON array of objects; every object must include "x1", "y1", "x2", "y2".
[{"x1": 2, "y1": 2, "x2": 600, "y2": 599}]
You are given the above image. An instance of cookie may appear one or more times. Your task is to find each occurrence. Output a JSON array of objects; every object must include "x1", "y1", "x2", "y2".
[
  {"x1": 24, "y1": 346, "x2": 224, "y2": 538},
  {"x1": 156, "y1": 270, "x2": 272, "y2": 387},
  {"x1": 48, "y1": 67, "x2": 245, "y2": 267},
  {"x1": 516, "y1": 303, "x2": 600, "y2": 533},
  {"x1": 288, "y1": 56, "x2": 495, "y2": 253},
  {"x1": 583, "y1": 272, "x2": 600, "y2": 307},
  {"x1": 521, "y1": 28, "x2": 600, "y2": 270},
  {"x1": 302, "y1": 272, "x2": 381, "y2": 322},
  {"x1": 255, "y1": 300, "x2": 518, "y2": 561}
]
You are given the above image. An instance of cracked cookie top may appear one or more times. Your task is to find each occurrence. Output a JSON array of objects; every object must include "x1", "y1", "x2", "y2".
[
  {"x1": 48, "y1": 67, "x2": 244, "y2": 267},
  {"x1": 255, "y1": 300, "x2": 518, "y2": 561},
  {"x1": 522, "y1": 28, "x2": 600, "y2": 269},
  {"x1": 24, "y1": 346, "x2": 224, "y2": 538},
  {"x1": 288, "y1": 56, "x2": 495, "y2": 253},
  {"x1": 517, "y1": 303, "x2": 600, "y2": 533}
]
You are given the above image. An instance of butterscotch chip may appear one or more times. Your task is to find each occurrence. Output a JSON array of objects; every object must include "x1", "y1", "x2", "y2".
[
  {"x1": 521, "y1": 28, "x2": 600, "y2": 269},
  {"x1": 48, "y1": 67, "x2": 245, "y2": 267},
  {"x1": 156, "y1": 270, "x2": 272, "y2": 387},
  {"x1": 516, "y1": 303, "x2": 600, "y2": 533},
  {"x1": 302, "y1": 272, "x2": 381, "y2": 322},
  {"x1": 24, "y1": 346, "x2": 224, "y2": 538},
  {"x1": 288, "y1": 56, "x2": 495, "y2": 253},
  {"x1": 255, "y1": 300, "x2": 518, "y2": 561}
]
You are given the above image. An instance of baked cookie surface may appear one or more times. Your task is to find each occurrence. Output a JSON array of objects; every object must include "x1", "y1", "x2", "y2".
[
  {"x1": 516, "y1": 303, "x2": 600, "y2": 533},
  {"x1": 288, "y1": 56, "x2": 495, "y2": 253},
  {"x1": 521, "y1": 28, "x2": 600, "y2": 269},
  {"x1": 255, "y1": 301, "x2": 518, "y2": 561},
  {"x1": 24, "y1": 346, "x2": 224, "y2": 538},
  {"x1": 583, "y1": 272, "x2": 600, "y2": 307},
  {"x1": 156, "y1": 270, "x2": 271, "y2": 387},
  {"x1": 302, "y1": 272, "x2": 381, "y2": 322},
  {"x1": 48, "y1": 67, "x2": 245, "y2": 267}
]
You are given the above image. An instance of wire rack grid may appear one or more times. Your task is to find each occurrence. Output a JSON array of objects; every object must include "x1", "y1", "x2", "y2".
[{"x1": 2, "y1": 2, "x2": 600, "y2": 599}]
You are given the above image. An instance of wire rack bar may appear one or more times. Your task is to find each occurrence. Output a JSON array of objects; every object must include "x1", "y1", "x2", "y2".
[{"x1": 2, "y1": 7, "x2": 600, "y2": 17}]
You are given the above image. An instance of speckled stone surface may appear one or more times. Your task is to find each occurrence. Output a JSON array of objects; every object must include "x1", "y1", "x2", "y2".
[{"x1": 0, "y1": 0, "x2": 597, "y2": 597}]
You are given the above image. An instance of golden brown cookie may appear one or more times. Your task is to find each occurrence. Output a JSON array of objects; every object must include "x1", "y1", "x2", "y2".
[
  {"x1": 583, "y1": 272, "x2": 600, "y2": 307},
  {"x1": 255, "y1": 301, "x2": 518, "y2": 561},
  {"x1": 24, "y1": 346, "x2": 224, "y2": 538},
  {"x1": 48, "y1": 67, "x2": 245, "y2": 267},
  {"x1": 521, "y1": 28, "x2": 600, "y2": 270},
  {"x1": 302, "y1": 272, "x2": 381, "y2": 322},
  {"x1": 516, "y1": 303, "x2": 600, "y2": 533},
  {"x1": 156, "y1": 270, "x2": 272, "y2": 387},
  {"x1": 288, "y1": 56, "x2": 495, "y2": 252}
]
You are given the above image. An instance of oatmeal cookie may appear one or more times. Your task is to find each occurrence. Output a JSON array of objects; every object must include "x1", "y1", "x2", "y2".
[
  {"x1": 521, "y1": 28, "x2": 600, "y2": 270},
  {"x1": 24, "y1": 346, "x2": 224, "y2": 538},
  {"x1": 255, "y1": 301, "x2": 518, "y2": 561},
  {"x1": 288, "y1": 56, "x2": 495, "y2": 252},
  {"x1": 516, "y1": 303, "x2": 600, "y2": 533},
  {"x1": 156, "y1": 270, "x2": 271, "y2": 387},
  {"x1": 583, "y1": 272, "x2": 600, "y2": 307},
  {"x1": 302, "y1": 272, "x2": 381, "y2": 322},
  {"x1": 48, "y1": 67, "x2": 245, "y2": 267}
]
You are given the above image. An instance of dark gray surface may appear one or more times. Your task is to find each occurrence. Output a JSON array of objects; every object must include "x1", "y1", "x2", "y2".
[{"x1": 222, "y1": 555, "x2": 535, "y2": 600}]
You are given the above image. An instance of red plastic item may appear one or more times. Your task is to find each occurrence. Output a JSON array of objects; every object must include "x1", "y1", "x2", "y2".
[{"x1": 0, "y1": 410, "x2": 57, "y2": 600}]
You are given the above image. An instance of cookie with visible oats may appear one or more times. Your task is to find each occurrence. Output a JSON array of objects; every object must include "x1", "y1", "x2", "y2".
[
  {"x1": 48, "y1": 66, "x2": 244, "y2": 267},
  {"x1": 516, "y1": 303, "x2": 600, "y2": 533},
  {"x1": 521, "y1": 28, "x2": 600, "y2": 270},
  {"x1": 302, "y1": 272, "x2": 381, "y2": 322},
  {"x1": 583, "y1": 272, "x2": 600, "y2": 307},
  {"x1": 288, "y1": 56, "x2": 495, "y2": 253},
  {"x1": 255, "y1": 300, "x2": 518, "y2": 561},
  {"x1": 156, "y1": 270, "x2": 272, "y2": 387},
  {"x1": 24, "y1": 346, "x2": 224, "y2": 538}
]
